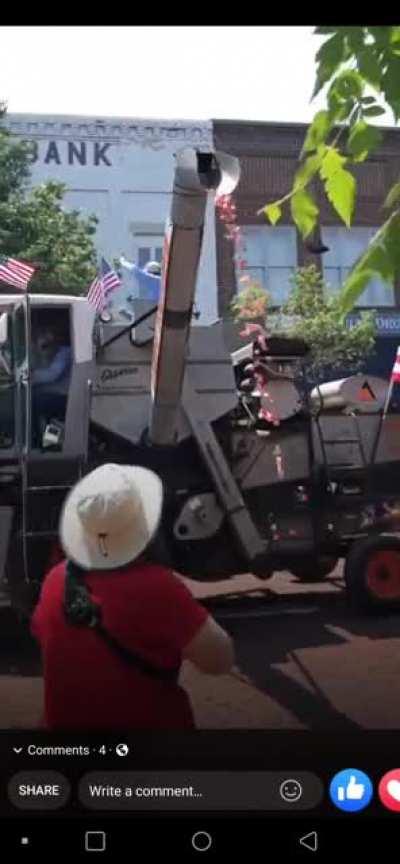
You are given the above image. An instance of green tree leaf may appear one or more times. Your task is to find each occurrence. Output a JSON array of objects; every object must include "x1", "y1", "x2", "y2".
[
  {"x1": 382, "y1": 210, "x2": 400, "y2": 273},
  {"x1": 384, "y1": 180, "x2": 400, "y2": 209},
  {"x1": 390, "y1": 26, "x2": 400, "y2": 45},
  {"x1": 320, "y1": 147, "x2": 347, "y2": 179},
  {"x1": 343, "y1": 27, "x2": 365, "y2": 53},
  {"x1": 362, "y1": 105, "x2": 386, "y2": 116},
  {"x1": 301, "y1": 111, "x2": 332, "y2": 155},
  {"x1": 320, "y1": 148, "x2": 356, "y2": 226},
  {"x1": 357, "y1": 47, "x2": 382, "y2": 87},
  {"x1": 367, "y1": 27, "x2": 391, "y2": 47},
  {"x1": 290, "y1": 189, "x2": 319, "y2": 238},
  {"x1": 262, "y1": 202, "x2": 282, "y2": 225},
  {"x1": 327, "y1": 88, "x2": 354, "y2": 123},
  {"x1": 294, "y1": 152, "x2": 325, "y2": 188},
  {"x1": 316, "y1": 31, "x2": 346, "y2": 65},
  {"x1": 334, "y1": 69, "x2": 364, "y2": 99},
  {"x1": 338, "y1": 212, "x2": 400, "y2": 314},
  {"x1": 313, "y1": 32, "x2": 348, "y2": 97},
  {"x1": 347, "y1": 120, "x2": 383, "y2": 161},
  {"x1": 383, "y1": 58, "x2": 400, "y2": 118},
  {"x1": 314, "y1": 27, "x2": 339, "y2": 35},
  {"x1": 326, "y1": 168, "x2": 356, "y2": 226}
]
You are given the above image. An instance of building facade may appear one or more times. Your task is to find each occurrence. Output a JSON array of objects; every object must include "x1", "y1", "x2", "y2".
[
  {"x1": 4, "y1": 113, "x2": 400, "y2": 363},
  {"x1": 4, "y1": 114, "x2": 218, "y2": 323},
  {"x1": 213, "y1": 119, "x2": 400, "y2": 376}
]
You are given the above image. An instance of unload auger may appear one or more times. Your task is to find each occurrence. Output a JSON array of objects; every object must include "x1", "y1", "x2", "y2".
[
  {"x1": 149, "y1": 147, "x2": 239, "y2": 445},
  {"x1": 147, "y1": 147, "x2": 269, "y2": 569}
]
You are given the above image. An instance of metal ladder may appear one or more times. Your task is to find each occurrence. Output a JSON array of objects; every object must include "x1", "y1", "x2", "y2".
[
  {"x1": 20, "y1": 456, "x2": 83, "y2": 581},
  {"x1": 314, "y1": 410, "x2": 368, "y2": 491}
]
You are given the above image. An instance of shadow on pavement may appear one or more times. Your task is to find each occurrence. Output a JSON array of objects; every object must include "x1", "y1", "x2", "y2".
[{"x1": 209, "y1": 588, "x2": 400, "y2": 731}]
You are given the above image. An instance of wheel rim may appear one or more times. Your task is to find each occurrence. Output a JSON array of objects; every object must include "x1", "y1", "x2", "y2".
[{"x1": 366, "y1": 550, "x2": 400, "y2": 600}]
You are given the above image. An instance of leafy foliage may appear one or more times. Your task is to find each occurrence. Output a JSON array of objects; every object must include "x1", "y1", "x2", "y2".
[
  {"x1": 261, "y1": 26, "x2": 400, "y2": 313},
  {"x1": 290, "y1": 189, "x2": 319, "y2": 238},
  {"x1": 271, "y1": 266, "x2": 376, "y2": 375},
  {"x1": 0, "y1": 126, "x2": 35, "y2": 201},
  {"x1": 231, "y1": 278, "x2": 269, "y2": 320},
  {"x1": 0, "y1": 122, "x2": 97, "y2": 294}
]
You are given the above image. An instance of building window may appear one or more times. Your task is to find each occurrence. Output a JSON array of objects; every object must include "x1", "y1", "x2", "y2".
[
  {"x1": 238, "y1": 226, "x2": 297, "y2": 306},
  {"x1": 137, "y1": 244, "x2": 163, "y2": 268},
  {"x1": 322, "y1": 226, "x2": 395, "y2": 307},
  {"x1": 132, "y1": 230, "x2": 164, "y2": 270}
]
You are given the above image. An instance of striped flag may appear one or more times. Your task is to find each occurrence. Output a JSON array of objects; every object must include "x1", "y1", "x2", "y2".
[
  {"x1": 0, "y1": 256, "x2": 35, "y2": 290},
  {"x1": 86, "y1": 257, "x2": 121, "y2": 311},
  {"x1": 87, "y1": 275, "x2": 105, "y2": 311},
  {"x1": 382, "y1": 345, "x2": 400, "y2": 418},
  {"x1": 100, "y1": 257, "x2": 121, "y2": 295},
  {"x1": 391, "y1": 345, "x2": 400, "y2": 383}
]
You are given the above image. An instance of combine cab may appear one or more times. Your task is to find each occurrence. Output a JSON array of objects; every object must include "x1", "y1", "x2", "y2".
[{"x1": 1, "y1": 146, "x2": 400, "y2": 616}]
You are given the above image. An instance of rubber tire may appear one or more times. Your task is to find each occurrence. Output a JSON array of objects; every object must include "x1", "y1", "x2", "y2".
[
  {"x1": 290, "y1": 555, "x2": 338, "y2": 583},
  {"x1": 344, "y1": 533, "x2": 400, "y2": 614}
]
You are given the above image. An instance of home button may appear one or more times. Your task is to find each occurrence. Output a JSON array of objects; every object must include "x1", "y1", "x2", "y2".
[{"x1": 191, "y1": 831, "x2": 213, "y2": 852}]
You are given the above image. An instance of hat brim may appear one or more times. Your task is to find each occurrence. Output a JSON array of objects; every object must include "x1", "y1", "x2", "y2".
[{"x1": 59, "y1": 466, "x2": 163, "y2": 571}]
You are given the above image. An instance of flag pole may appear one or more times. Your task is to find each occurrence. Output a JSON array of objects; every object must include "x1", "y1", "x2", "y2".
[
  {"x1": 25, "y1": 287, "x2": 32, "y2": 453},
  {"x1": 382, "y1": 377, "x2": 394, "y2": 419}
]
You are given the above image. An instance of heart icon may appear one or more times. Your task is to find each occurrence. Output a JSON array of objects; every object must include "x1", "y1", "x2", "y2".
[
  {"x1": 379, "y1": 770, "x2": 400, "y2": 811},
  {"x1": 387, "y1": 779, "x2": 400, "y2": 802}
]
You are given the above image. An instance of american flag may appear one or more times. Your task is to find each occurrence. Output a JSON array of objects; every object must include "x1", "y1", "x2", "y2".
[
  {"x1": 390, "y1": 346, "x2": 400, "y2": 383},
  {"x1": 0, "y1": 255, "x2": 35, "y2": 290},
  {"x1": 87, "y1": 257, "x2": 121, "y2": 311}
]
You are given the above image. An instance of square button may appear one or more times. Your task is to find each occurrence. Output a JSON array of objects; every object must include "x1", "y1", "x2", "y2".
[{"x1": 85, "y1": 831, "x2": 106, "y2": 852}]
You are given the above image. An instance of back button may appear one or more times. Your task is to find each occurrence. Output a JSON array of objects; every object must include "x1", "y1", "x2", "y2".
[{"x1": 299, "y1": 831, "x2": 318, "y2": 852}]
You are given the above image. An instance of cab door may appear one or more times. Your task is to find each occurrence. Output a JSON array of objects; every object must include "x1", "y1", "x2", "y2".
[{"x1": 12, "y1": 298, "x2": 30, "y2": 455}]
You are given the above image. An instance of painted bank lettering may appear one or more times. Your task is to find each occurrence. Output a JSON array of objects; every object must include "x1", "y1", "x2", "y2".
[{"x1": 23, "y1": 139, "x2": 113, "y2": 166}]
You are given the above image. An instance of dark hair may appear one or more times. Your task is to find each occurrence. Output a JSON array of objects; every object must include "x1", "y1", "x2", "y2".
[{"x1": 63, "y1": 559, "x2": 100, "y2": 627}]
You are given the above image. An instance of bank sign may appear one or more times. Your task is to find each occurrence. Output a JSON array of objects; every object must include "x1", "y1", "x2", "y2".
[
  {"x1": 5, "y1": 115, "x2": 213, "y2": 171},
  {"x1": 27, "y1": 139, "x2": 113, "y2": 166},
  {"x1": 346, "y1": 312, "x2": 400, "y2": 337}
]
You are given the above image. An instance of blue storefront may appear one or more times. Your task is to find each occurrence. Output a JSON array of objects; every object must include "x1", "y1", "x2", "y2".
[{"x1": 346, "y1": 312, "x2": 400, "y2": 379}]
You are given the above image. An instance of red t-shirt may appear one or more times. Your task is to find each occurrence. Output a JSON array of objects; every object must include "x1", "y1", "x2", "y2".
[{"x1": 31, "y1": 560, "x2": 208, "y2": 731}]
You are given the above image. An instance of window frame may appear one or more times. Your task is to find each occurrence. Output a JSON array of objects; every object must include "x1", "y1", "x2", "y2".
[
  {"x1": 237, "y1": 224, "x2": 298, "y2": 308},
  {"x1": 321, "y1": 226, "x2": 395, "y2": 308}
]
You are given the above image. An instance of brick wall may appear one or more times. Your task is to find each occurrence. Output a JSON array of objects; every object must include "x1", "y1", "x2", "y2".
[{"x1": 213, "y1": 120, "x2": 400, "y2": 316}]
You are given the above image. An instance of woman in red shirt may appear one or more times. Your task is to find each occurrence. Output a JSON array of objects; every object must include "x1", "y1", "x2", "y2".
[{"x1": 31, "y1": 463, "x2": 234, "y2": 730}]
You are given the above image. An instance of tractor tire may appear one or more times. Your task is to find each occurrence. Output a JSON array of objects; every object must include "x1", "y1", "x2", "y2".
[
  {"x1": 344, "y1": 533, "x2": 400, "y2": 613},
  {"x1": 290, "y1": 555, "x2": 338, "y2": 583}
]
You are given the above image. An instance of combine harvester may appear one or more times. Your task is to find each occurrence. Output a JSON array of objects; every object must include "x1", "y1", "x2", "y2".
[{"x1": 0, "y1": 147, "x2": 400, "y2": 615}]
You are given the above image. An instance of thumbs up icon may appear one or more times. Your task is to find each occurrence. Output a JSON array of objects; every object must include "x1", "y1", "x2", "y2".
[
  {"x1": 338, "y1": 775, "x2": 365, "y2": 801},
  {"x1": 330, "y1": 769, "x2": 373, "y2": 812}
]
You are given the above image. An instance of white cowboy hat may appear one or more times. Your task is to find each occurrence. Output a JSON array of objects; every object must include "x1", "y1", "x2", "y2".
[
  {"x1": 59, "y1": 463, "x2": 163, "y2": 570},
  {"x1": 144, "y1": 260, "x2": 161, "y2": 276}
]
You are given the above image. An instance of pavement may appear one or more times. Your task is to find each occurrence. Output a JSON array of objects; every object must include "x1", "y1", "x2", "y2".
[{"x1": 1, "y1": 563, "x2": 400, "y2": 730}]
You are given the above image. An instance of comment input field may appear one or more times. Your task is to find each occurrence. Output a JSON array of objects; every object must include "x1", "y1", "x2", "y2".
[{"x1": 78, "y1": 771, "x2": 323, "y2": 810}]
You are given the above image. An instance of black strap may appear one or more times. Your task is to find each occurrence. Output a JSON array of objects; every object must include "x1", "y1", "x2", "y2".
[{"x1": 93, "y1": 618, "x2": 180, "y2": 684}]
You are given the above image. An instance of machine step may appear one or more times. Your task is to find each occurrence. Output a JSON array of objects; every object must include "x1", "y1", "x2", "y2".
[
  {"x1": 322, "y1": 438, "x2": 361, "y2": 445},
  {"x1": 0, "y1": 585, "x2": 11, "y2": 608},
  {"x1": 25, "y1": 484, "x2": 73, "y2": 493}
]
